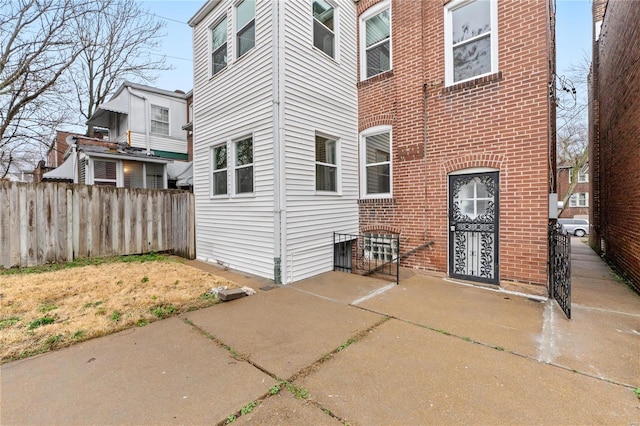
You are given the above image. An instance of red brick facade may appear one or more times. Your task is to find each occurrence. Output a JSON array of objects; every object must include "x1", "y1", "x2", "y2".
[
  {"x1": 589, "y1": 0, "x2": 640, "y2": 289},
  {"x1": 556, "y1": 165, "x2": 589, "y2": 219},
  {"x1": 357, "y1": 0, "x2": 554, "y2": 292}
]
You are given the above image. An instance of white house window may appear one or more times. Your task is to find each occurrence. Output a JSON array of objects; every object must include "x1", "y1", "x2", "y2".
[
  {"x1": 93, "y1": 159, "x2": 117, "y2": 186},
  {"x1": 212, "y1": 144, "x2": 228, "y2": 196},
  {"x1": 445, "y1": 0, "x2": 498, "y2": 85},
  {"x1": 145, "y1": 163, "x2": 164, "y2": 189},
  {"x1": 569, "y1": 193, "x2": 589, "y2": 207},
  {"x1": 313, "y1": 0, "x2": 335, "y2": 58},
  {"x1": 234, "y1": 136, "x2": 253, "y2": 194},
  {"x1": 578, "y1": 165, "x2": 589, "y2": 183},
  {"x1": 236, "y1": 0, "x2": 255, "y2": 58},
  {"x1": 123, "y1": 161, "x2": 144, "y2": 188},
  {"x1": 315, "y1": 134, "x2": 337, "y2": 192},
  {"x1": 211, "y1": 17, "x2": 228, "y2": 75},
  {"x1": 361, "y1": 127, "x2": 391, "y2": 197},
  {"x1": 364, "y1": 233, "x2": 398, "y2": 262},
  {"x1": 150, "y1": 105, "x2": 169, "y2": 135},
  {"x1": 360, "y1": 0, "x2": 391, "y2": 80},
  {"x1": 121, "y1": 161, "x2": 166, "y2": 189}
]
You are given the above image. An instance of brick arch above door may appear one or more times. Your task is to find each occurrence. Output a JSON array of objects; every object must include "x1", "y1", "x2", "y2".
[{"x1": 442, "y1": 153, "x2": 504, "y2": 175}]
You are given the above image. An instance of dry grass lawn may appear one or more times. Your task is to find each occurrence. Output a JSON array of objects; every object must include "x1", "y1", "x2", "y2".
[{"x1": 0, "y1": 257, "x2": 240, "y2": 364}]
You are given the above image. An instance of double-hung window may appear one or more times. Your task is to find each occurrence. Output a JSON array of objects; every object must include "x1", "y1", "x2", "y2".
[
  {"x1": 312, "y1": 0, "x2": 335, "y2": 59},
  {"x1": 211, "y1": 17, "x2": 228, "y2": 75},
  {"x1": 212, "y1": 144, "x2": 228, "y2": 196},
  {"x1": 150, "y1": 105, "x2": 169, "y2": 135},
  {"x1": 315, "y1": 134, "x2": 337, "y2": 192},
  {"x1": 236, "y1": 0, "x2": 255, "y2": 58},
  {"x1": 234, "y1": 136, "x2": 254, "y2": 194},
  {"x1": 445, "y1": 0, "x2": 498, "y2": 86},
  {"x1": 578, "y1": 165, "x2": 589, "y2": 183},
  {"x1": 360, "y1": 0, "x2": 391, "y2": 80},
  {"x1": 570, "y1": 193, "x2": 589, "y2": 207},
  {"x1": 361, "y1": 127, "x2": 391, "y2": 197}
]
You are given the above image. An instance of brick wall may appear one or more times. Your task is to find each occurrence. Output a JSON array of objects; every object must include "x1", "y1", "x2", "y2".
[
  {"x1": 592, "y1": 0, "x2": 640, "y2": 289},
  {"x1": 557, "y1": 167, "x2": 589, "y2": 218},
  {"x1": 357, "y1": 0, "x2": 553, "y2": 291}
]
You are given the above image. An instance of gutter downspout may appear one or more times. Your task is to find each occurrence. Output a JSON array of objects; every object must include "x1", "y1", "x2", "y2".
[
  {"x1": 271, "y1": 0, "x2": 285, "y2": 284},
  {"x1": 127, "y1": 87, "x2": 151, "y2": 155}
]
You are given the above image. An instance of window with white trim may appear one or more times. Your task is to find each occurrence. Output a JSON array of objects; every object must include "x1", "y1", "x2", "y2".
[
  {"x1": 212, "y1": 144, "x2": 228, "y2": 196},
  {"x1": 359, "y1": 0, "x2": 391, "y2": 80},
  {"x1": 93, "y1": 159, "x2": 117, "y2": 187},
  {"x1": 569, "y1": 192, "x2": 589, "y2": 207},
  {"x1": 145, "y1": 163, "x2": 164, "y2": 189},
  {"x1": 234, "y1": 136, "x2": 253, "y2": 194},
  {"x1": 236, "y1": 0, "x2": 255, "y2": 58},
  {"x1": 315, "y1": 134, "x2": 337, "y2": 192},
  {"x1": 578, "y1": 165, "x2": 589, "y2": 183},
  {"x1": 211, "y1": 17, "x2": 228, "y2": 75},
  {"x1": 361, "y1": 127, "x2": 391, "y2": 197},
  {"x1": 312, "y1": 0, "x2": 335, "y2": 58},
  {"x1": 445, "y1": 0, "x2": 498, "y2": 86},
  {"x1": 150, "y1": 105, "x2": 169, "y2": 135}
]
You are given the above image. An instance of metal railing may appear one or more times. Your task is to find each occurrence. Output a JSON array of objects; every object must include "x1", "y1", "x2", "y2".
[{"x1": 334, "y1": 232, "x2": 400, "y2": 284}]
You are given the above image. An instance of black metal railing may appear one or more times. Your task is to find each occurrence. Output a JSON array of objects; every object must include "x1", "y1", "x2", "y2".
[
  {"x1": 334, "y1": 232, "x2": 400, "y2": 284},
  {"x1": 549, "y1": 221, "x2": 571, "y2": 319}
]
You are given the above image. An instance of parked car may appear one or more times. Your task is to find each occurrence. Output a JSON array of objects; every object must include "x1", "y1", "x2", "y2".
[{"x1": 558, "y1": 218, "x2": 589, "y2": 237}]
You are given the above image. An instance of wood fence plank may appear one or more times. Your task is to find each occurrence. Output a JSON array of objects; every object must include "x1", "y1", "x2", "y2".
[
  {"x1": 66, "y1": 187, "x2": 73, "y2": 262},
  {"x1": 1, "y1": 182, "x2": 194, "y2": 267}
]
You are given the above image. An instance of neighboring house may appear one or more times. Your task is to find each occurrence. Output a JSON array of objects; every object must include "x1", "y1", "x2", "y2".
[
  {"x1": 557, "y1": 162, "x2": 589, "y2": 219},
  {"x1": 43, "y1": 133, "x2": 172, "y2": 189},
  {"x1": 182, "y1": 90, "x2": 194, "y2": 162},
  {"x1": 189, "y1": 0, "x2": 556, "y2": 295},
  {"x1": 86, "y1": 81, "x2": 189, "y2": 161},
  {"x1": 355, "y1": 0, "x2": 555, "y2": 293},
  {"x1": 189, "y1": 0, "x2": 359, "y2": 283},
  {"x1": 42, "y1": 82, "x2": 194, "y2": 189},
  {"x1": 589, "y1": 0, "x2": 640, "y2": 288}
]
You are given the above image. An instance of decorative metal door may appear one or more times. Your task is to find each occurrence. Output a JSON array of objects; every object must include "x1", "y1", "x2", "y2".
[{"x1": 448, "y1": 172, "x2": 499, "y2": 284}]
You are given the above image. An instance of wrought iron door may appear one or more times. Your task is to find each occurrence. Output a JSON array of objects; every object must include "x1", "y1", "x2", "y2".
[{"x1": 448, "y1": 172, "x2": 499, "y2": 284}]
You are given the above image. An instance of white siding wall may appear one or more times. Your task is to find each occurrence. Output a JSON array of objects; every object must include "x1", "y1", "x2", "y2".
[
  {"x1": 106, "y1": 89, "x2": 188, "y2": 154},
  {"x1": 282, "y1": 0, "x2": 359, "y2": 282},
  {"x1": 192, "y1": 0, "x2": 276, "y2": 279},
  {"x1": 128, "y1": 92, "x2": 188, "y2": 154}
]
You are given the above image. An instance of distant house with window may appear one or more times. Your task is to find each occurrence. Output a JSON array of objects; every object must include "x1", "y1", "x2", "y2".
[
  {"x1": 189, "y1": 0, "x2": 358, "y2": 283},
  {"x1": 557, "y1": 162, "x2": 589, "y2": 219},
  {"x1": 189, "y1": 0, "x2": 556, "y2": 295},
  {"x1": 42, "y1": 82, "x2": 192, "y2": 189}
]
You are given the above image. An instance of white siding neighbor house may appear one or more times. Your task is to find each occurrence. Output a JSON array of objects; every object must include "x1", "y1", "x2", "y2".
[
  {"x1": 44, "y1": 82, "x2": 193, "y2": 189},
  {"x1": 87, "y1": 82, "x2": 189, "y2": 161},
  {"x1": 189, "y1": 0, "x2": 358, "y2": 283}
]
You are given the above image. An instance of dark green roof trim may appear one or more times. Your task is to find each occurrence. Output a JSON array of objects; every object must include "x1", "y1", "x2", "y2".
[{"x1": 153, "y1": 150, "x2": 188, "y2": 160}]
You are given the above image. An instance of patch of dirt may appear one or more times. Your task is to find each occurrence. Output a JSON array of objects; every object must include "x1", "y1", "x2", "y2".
[{"x1": 0, "y1": 259, "x2": 240, "y2": 363}]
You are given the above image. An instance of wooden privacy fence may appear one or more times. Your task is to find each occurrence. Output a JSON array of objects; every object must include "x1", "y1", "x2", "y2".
[{"x1": 0, "y1": 181, "x2": 195, "y2": 269}]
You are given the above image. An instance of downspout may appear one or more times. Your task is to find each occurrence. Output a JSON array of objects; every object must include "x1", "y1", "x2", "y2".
[
  {"x1": 127, "y1": 87, "x2": 151, "y2": 155},
  {"x1": 271, "y1": 0, "x2": 285, "y2": 284}
]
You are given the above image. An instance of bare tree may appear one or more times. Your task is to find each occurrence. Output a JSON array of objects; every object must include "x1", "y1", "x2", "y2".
[
  {"x1": 0, "y1": 0, "x2": 99, "y2": 178},
  {"x1": 555, "y1": 53, "x2": 590, "y2": 214},
  {"x1": 69, "y1": 0, "x2": 169, "y2": 136}
]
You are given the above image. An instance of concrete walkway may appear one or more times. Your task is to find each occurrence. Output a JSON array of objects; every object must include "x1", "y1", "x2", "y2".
[{"x1": 2, "y1": 239, "x2": 639, "y2": 425}]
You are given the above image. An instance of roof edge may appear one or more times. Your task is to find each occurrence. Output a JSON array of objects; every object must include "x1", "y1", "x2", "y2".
[{"x1": 189, "y1": 0, "x2": 221, "y2": 27}]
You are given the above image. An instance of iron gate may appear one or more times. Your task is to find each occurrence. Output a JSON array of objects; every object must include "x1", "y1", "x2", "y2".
[
  {"x1": 549, "y1": 221, "x2": 571, "y2": 319},
  {"x1": 448, "y1": 172, "x2": 499, "y2": 285},
  {"x1": 334, "y1": 232, "x2": 400, "y2": 284}
]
